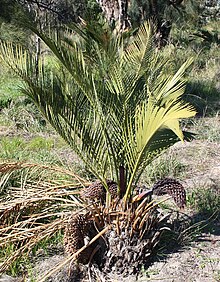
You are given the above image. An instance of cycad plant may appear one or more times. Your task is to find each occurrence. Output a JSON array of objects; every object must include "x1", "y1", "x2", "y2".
[{"x1": 0, "y1": 21, "x2": 196, "y2": 280}]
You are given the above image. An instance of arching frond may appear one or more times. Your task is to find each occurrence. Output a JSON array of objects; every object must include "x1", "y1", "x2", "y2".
[{"x1": 0, "y1": 21, "x2": 196, "y2": 202}]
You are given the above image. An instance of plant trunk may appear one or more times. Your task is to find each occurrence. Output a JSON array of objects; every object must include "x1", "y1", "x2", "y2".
[
  {"x1": 96, "y1": 0, "x2": 131, "y2": 31},
  {"x1": 119, "y1": 165, "x2": 126, "y2": 198}
]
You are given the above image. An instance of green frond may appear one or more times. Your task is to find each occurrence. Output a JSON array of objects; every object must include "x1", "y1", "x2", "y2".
[{"x1": 0, "y1": 21, "x2": 196, "y2": 203}]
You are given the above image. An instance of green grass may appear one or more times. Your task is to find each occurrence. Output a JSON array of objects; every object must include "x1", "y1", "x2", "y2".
[
  {"x1": 0, "y1": 67, "x2": 22, "y2": 109},
  {"x1": 0, "y1": 134, "x2": 87, "y2": 180},
  {"x1": 0, "y1": 97, "x2": 47, "y2": 130},
  {"x1": 0, "y1": 136, "x2": 57, "y2": 163},
  {"x1": 182, "y1": 115, "x2": 220, "y2": 142},
  {"x1": 162, "y1": 32, "x2": 220, "y2": 117},
  {"x1": 187, "y1": 186, "x2": 220, "y2": 216},
  {"x1": 0, "y1": 244, "x2": 31, "y2": 277},
  {"x1": 193, "y1": 116, "x2": 220, "y2": 142},
  {"x1": 0, "y1": 231, "x2": 64, "y2": 278},
  {"x1": 31, "y1": 230, "x2": 64, "y2": 257},
  {"x1": 140, "y1": 152, "x2": 186, "y2": 186}
]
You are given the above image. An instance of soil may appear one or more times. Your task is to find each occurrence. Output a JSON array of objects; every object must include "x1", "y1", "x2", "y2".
[{"x1": 146, "y1": 236, "x2": 220, "y2": 281}]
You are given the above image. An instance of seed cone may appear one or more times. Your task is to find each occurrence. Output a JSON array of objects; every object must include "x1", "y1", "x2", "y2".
[
  {"x1": 65, "y1": 180, "x2": 118, "y2": 264},
  {"x1": 64, "y1": 213, "x2": 95, "y2": 264},
  {"x1": 80, "y1": 179, "x2": 118, "y2": 202},
  {"x1": 152, "y1": 178, "x2": 186, "y2": 208}
]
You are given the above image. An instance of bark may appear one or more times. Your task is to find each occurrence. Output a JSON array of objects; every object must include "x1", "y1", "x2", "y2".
[
  {"x1": 96, "y1": 0, "x2": 131, "y2": 31},
  {"x1": 148, "y1": 0, "x2": 172, "y2": 48}
]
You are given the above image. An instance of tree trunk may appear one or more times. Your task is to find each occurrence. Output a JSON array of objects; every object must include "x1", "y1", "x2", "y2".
[
  {"x1": 148, "y1": 0, "x2": 172, "y2": 48},
  {"x1": 96, "y1": 0, "x2": 130, "y2": 30}
]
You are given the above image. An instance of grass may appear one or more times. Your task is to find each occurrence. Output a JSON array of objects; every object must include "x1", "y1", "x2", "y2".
[
  {"x1": 0, "y1": 96, "x2": 47, "y2": 130},
  {"x1": 163, "y1": 183, "x2": 220, "y2": 247},
  {"x1": 141, "y1": 153, "x2": 186, "y2": 186},
  {"x1": 0, "y1": 231, "x2": 64, "y2": 278},
  {"x1": 162, "y1": 26, "x2": 220, "y2": 117},
  {"x1": 1, "y1": 244, "x2": 31, "y2": 277},
  {"x1": 0, "y1": 82, "x2": 87, "y2": 174},
  {"x1": 0, "y1": 135, "x2": 63, "y2": 164},
  {"x1": 187, "y1": 185, "x2": 220, "y2": 216},
  {"x1": 0, "y1": 66, "x2": 22, "y2": 109},
  {"x1": 0, "y1": 81, "x2": 21, "y2": 109},
  {"x1": 0, "y1": 134, "x2": 86, "y2": 180},
  {"x1": 186, "y1": 115, "x2": 220, "y2": 142}
]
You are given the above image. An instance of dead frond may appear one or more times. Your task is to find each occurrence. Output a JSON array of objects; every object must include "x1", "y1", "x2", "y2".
[{"x1": 0, "y1": 162, "x2": 90, "y2": 273}]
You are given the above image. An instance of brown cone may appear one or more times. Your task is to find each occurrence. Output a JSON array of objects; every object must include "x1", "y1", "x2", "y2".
[
  {"x1": 152, "y1": 178, "x2": 186, "y2": 208},
  {"x1": 80, "y1": 179, "x2": 118, "y2": 202},
  {"x1": 64, "y1": 213, "x2": 93, "y2": 264}
]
